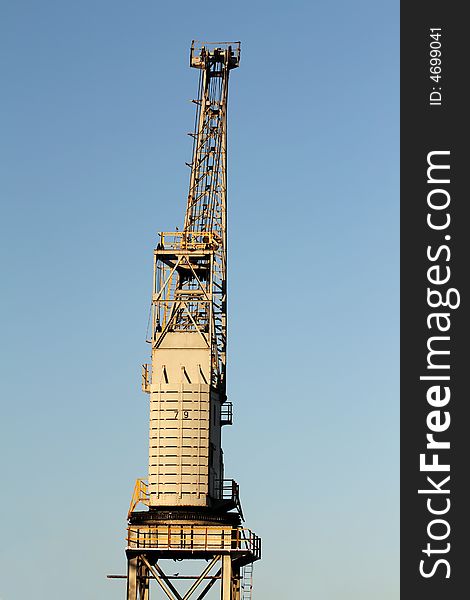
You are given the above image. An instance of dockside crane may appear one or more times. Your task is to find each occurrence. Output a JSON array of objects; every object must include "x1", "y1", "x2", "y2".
[{"x1": 123, "y1": 41, "x2": 261, "y2": 600}]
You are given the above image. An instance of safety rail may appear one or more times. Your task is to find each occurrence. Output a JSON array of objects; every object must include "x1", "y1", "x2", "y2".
[
  {"x1": 218, "y1": 479, "x2": 239, "y2": 503},
  {"x1": 141, "y1": 364, "x2": 151, "y2": 393},
  {"x1": 157, "y1": 231, "x2": 221, "y2": 251},
  {"x1": 127, "y1": 524, "x2": 260, "y2": 559},
  {"x1": 218, "y1": 478, "x2": 244, "y2": 521},
  {"x1": 220, "y1": 402, "x2": 233, "y2": 425},
  {"x1": 128, "y1": 479, "x2": 150, "y2": 519}
]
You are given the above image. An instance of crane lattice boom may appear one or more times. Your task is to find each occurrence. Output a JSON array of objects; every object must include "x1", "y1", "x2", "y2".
[{"x1": 150, "y1": 42, "x2": 240, "y2": 394}]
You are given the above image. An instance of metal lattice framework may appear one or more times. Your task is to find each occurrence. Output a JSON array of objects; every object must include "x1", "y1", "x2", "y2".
[{"x1": 150, "y1": 42, "x2": 240, "y2": 393}]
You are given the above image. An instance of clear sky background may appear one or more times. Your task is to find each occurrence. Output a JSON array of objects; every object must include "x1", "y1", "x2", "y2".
[{"x1": 0, "y1": 1, "x2": 398, "y2": 599}]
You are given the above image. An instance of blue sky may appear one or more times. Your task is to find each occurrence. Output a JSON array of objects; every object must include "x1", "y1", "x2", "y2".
[{"x1": 0, "y1": 1, "x2": 398, "y2": 598}]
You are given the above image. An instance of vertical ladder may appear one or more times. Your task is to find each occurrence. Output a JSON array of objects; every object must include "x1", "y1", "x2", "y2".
[{"x1": 241, "y1": 563, "x2": 254, "y2": 600}]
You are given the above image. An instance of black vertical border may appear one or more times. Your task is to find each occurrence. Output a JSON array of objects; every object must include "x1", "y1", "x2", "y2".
[{"x1": 401, "y1": 3, "x2": 469, "y2": 598}]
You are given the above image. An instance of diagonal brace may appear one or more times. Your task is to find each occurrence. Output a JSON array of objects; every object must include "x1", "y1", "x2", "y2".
[
  {"x1": 182, "y1": 556, "x2": 220, "y2": 600},
  {"x1": 194, "y1": 568, "x2": 222, "y2": 600},
  {"x1": 140, "y1": 556, "x2": 183, "y2": 600}
]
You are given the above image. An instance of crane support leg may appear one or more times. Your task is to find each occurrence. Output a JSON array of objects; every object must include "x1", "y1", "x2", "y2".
[
  {"x1": 221, "y1": 556, "x2": 232, "y2": 599},
  {"x1": 127, "y1": 557, "x2": 138, "y2": 600},
  {"x1": 138, "y1": 561, "x2": 150, "y2": 600},
  {"x1": 232, "y1": 565, "x2": 241, "y2": 600}
]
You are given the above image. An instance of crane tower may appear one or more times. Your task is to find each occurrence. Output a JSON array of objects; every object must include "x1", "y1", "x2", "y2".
[{"x1": 124, "y1": 41, "x2": 261, "y2": 600}]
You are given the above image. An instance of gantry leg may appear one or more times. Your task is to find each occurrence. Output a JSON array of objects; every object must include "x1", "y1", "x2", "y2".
[
  {"x1": 127, "y1": 557, "x2": 138, "y2": 600},
  {"x1": 221, "y1": 556, "x2": 232, "y2": 600},
  {"x1": 232, "y1": 565, "x2": 241, "y2": 600},
  {"x1": 138, "y1": 559, "x2": 150, "y2": 600}
]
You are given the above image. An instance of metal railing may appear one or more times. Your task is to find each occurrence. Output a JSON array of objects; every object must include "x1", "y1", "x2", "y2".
[
  {"x1": 127, "y1": 524, "x2": 260, "y2": 559},
  {"x1": 220, "y1": 402, "x2": 233, "y2": 425},
  {"x1": 157, "y1": 231, "x2": 221, "y2": 251},
  {"x1": 217, "y1": 478, "x2": 244, "y2": 520},
  {"x1": 141, "y1": 364, "x2": 151, "y2": 393},
  {"x1": 128, "y1": 479, "x2": 150, "y2": 519},
  {"x1": 218, "y1": 479, "x2": 239, "y2": 502}
]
